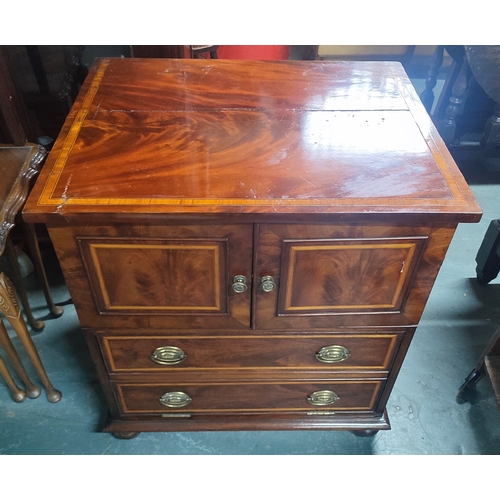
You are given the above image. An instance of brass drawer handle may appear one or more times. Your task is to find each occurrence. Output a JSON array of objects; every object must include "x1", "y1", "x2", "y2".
[
  {"x1": 307, "y1": 390, "x2": 340, "y2": 406},
  {"x1": 151, "y1": 346, "x2": 187, "y2": 365},
  {"x1": 232, "y1": 275, "x2": 248, "y2": 293},
  {"x1": 159, "y1": 391, "x2": 192, "y2": 408},
  {"x1": 316, "y1": 345, "x2": 351, "y2": 364},
  {"x1": 260, "y1": 275, "x2": 276, "y2": 293}
]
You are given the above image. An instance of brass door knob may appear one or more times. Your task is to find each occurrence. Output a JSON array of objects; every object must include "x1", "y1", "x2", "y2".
[
  {"x1": 159, "y1": 391, "x2": 192, "y2": 408},
  {"x1": 232, "y1": 275, "x2": 248, "y2": 293},
  {"x1": 260, "y1": 275, "x2": 276, "y2": 293},
  {"x1": 315, "y1": 345, "x2": 351, "y2": 364},
  {"x1": 151, "y1": 346, "x2": 187, "y2": 365},
  {"x1": 307, "y1": 390, "x2": 340, "y2": 406}
]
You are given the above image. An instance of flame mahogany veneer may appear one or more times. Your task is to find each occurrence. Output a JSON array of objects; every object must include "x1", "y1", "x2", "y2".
[{"x1": 24, "y1": 58, "x2": 481, "y2": 438}]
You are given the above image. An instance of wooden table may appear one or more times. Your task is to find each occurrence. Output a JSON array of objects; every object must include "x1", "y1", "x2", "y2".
[
  {"x1": 24, "y1": 58, "x2": 481, "y2": 438},
  {"x1": 0, "y1": 143, "x2": 61, "y2": 402}
]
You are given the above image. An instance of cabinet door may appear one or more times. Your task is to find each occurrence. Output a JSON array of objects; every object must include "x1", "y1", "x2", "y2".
[
  {"x1": 255, "y1": 223, "x2": 454, "y2": 329},
  {"x1": 49, "y1": 224, "x2": 253, "y2": 329}
]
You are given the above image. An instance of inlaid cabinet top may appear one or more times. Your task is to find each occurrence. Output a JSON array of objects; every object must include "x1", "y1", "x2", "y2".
[{"x1": 24, "y1": 58, "x2": 481, "y2": 223}]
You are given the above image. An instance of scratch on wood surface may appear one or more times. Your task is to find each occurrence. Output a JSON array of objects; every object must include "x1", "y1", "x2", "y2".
[
  {"x1": 300, "y1": 176, "x2": 317, "y2": 188},
  {"x1": 56, "y1": 174, "x2": 73, "y2": 214}
]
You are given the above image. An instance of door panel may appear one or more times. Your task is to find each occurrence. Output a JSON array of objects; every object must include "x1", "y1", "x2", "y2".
[
  {"x1": 49, "y1": 224, "x2": 253, "y2": 329},
  {"x1": 79, "y1": 237, "x2": 228, "y2": 314},
  {"x1": 279, "y1": 237, "x2": 425, "y2": 314},
  {"x1": 255, "y1": 224, "x2": 454, "y2": 329}
]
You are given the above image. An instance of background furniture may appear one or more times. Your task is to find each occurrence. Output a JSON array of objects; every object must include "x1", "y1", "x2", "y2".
[
  {"x1": 0, "y1": 45, "x2": 88, "y2": 147},
  {"x1": 317, "y1": 45, "x2": 416, "y2": 66},
  {"x1": 420, "y1": 46, "x2": 500, "y2": 148},
  {"x1": 456, "y1": 219, "x2": 500, "y2": 406},
  {"x1": 0, "y1": 46, "x2": 63, "y2": 403},
  {"x1": 0, "y1": 144, "x2": 61, "y2": 402},
  {"x1": 456, "y1": 323, "x2": 500, "y2": 405},
  {"x1": 24, "y1": 58, "x2": 480, "y2": 438}
]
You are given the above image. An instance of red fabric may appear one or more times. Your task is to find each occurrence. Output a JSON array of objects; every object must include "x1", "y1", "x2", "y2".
[{"x1": 217, "y1": 46, "x2": 291, "y2": 60}]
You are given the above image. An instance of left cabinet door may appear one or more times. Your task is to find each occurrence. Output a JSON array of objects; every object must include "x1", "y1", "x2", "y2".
[{"x1": 48, "y1": 224, "x2": 254, "y2": 330}]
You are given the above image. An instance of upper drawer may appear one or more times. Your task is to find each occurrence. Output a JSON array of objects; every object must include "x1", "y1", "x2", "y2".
[{"x1": 99, "y1": 332, "x2": 404, "y2": 374}]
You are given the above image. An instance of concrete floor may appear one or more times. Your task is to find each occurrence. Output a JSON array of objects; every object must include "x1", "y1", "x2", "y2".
[{"x1": 0, "y1": 77, "x2": 500, "y2": 456}]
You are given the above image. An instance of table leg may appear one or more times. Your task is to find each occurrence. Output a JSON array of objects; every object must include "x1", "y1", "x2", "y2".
[
  {"x1": 21, "y1": 221, "x2": 64, "y2": 318},
  {"x1": 0, "y1": 272, "x2": 61, "y2": 402},
  {"x1": 0, "y1": 317, "x2": 40, "y2": 398},
  {"x1": 0, "y1": 353, "x2": 27, "y2": 402},
  {"x1": 4, "y1": 239, "x2": 44, "y2": 331}
]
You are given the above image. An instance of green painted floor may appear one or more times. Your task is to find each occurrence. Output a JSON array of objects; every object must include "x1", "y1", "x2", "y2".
[{"x1": 1, "y1": 146, "x2": 499, "y2": 456}]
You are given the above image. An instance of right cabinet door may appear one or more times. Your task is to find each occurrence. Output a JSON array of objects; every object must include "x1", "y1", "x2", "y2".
[{"x1": 254, "y1": 223, "x2": 455, "y2": 330}]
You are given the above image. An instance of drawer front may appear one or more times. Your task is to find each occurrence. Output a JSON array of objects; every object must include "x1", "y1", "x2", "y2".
[
  {"x1": 99, "y1": 333, "x2": 403, "y2": 373},
  {"x1": 114, "y1": 380, "x2": 385, "y2": 415}
]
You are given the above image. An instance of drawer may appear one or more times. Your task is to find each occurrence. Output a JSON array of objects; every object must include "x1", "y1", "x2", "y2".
[
  {"x1": 99, "y1": 333, "x2": 403, "y2": 373},
  {"x1": 113, "y1": 379, "x2": 385, "y2": 415}
]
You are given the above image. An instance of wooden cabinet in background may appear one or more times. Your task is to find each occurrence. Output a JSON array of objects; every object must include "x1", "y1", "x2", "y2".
[{"x1": 23, "y1": 58, "x2": 481, "y2": 438}]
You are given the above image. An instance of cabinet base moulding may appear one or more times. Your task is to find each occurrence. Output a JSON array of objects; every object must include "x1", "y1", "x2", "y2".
[{"x1": 103, "y1": 410, "x2": 391, "y2": 437}]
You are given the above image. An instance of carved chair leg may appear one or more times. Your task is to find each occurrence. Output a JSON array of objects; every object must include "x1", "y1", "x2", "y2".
[
  {"x1": 0, "y1": 316, "x2": 40, "y2": 398},
  {"x1": 4, "y1": 239, "x2": 44, "y2": 331},
  {"x1": 21, "y1": 221, "x2": 64, "y2": 318},
  {"x1": 0, "y1": 353, "x2": 27, "y2": 402},
  {"x1": 0, "y1": 272, "x2": 61, "y2": 402}
]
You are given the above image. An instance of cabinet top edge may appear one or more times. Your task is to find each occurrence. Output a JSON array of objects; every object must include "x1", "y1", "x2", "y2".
[{"x1": 23, "y1": 58, "x2": 482, "y2": 222}]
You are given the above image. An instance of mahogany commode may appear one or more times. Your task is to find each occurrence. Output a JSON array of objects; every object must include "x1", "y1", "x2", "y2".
[{"x1": 23, "y1": 58, "x2": 482, "y2": 438}]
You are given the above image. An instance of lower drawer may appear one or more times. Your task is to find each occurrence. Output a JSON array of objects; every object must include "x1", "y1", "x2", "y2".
[
  {"x1": 99, "y1": 333, "x2": 403, "y2": 373},
  {"x1": 113, "y1": 379, "x2": 385, "y2": 415}
]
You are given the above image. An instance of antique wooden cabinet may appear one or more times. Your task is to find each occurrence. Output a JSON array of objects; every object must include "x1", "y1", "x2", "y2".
[{"x1": 23, "y1": 58, "x2": 481, "y2": 438}]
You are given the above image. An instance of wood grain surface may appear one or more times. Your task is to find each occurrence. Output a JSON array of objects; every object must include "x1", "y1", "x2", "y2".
[{"x1": 23, "y1": 58, "x2": 481, "y2": 223}]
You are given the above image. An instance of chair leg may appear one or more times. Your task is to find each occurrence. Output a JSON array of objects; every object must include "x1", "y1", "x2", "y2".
[
  {"x1": 0, "y1": 317, "x2": 40, "y2": 398},
  {"x1": 0, "y1": 272, "x2": 61, "y2": 402},
  {"x1": 0, "y1": 353, "x2": 27, "y2": 402}
]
